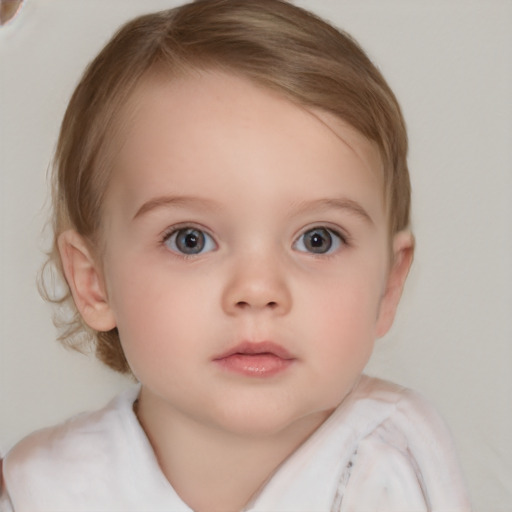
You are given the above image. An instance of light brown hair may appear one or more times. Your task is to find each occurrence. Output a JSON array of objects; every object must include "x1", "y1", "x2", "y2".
[{"x1": 43, "y1": 0, "x2": 411, "y2": 373}]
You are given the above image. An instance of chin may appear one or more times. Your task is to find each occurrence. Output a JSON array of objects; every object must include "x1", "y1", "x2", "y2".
[{"x1": 208, "y1": 401, "x2": 331, "y2": 440}]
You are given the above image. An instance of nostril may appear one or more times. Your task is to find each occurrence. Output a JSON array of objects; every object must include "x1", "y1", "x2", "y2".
[{"x1": 234, "y1": 300, "x2": 278, "y2": 309}]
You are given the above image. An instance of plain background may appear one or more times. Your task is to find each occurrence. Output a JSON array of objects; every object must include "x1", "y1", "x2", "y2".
[{"x1": 1, "y1": 1, "x2": 511, "y2": 510}]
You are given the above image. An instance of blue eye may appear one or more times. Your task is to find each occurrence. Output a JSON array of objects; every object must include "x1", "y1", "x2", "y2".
[
  {"x1": 164, "y1": 227, "x2": 216, "y2": 255},
  {"x1": 294, "y1": 227, "x2": 343, "y2": 254}
]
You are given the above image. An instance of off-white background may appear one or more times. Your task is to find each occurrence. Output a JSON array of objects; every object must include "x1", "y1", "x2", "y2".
[{"x1": 1, "y1": 1, "x2": 511, "y2": 510}]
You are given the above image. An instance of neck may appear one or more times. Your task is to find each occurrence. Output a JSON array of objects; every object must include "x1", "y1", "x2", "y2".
[{"x1": 135, "y1": 388, "x2": 329, "y2": 512}]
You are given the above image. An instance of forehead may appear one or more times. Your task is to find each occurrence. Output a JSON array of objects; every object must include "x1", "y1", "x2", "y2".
[
  {"x1": 123, "y1": 70, "x2": 382, "y2": 166},
  {"x1": 110, "y1": 70, "x2": 385, "y2": 220}
]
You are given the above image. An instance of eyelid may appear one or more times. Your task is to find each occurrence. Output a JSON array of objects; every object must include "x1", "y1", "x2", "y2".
[
  {"x1": 161, "y1": 223, "x2": 218, "y2": 256},
  {"x1": 294, "y1": 223, "x2": 349, "y2": 243},
  {"x1": 293, "y1": 224, "x2": 349, "y2": 255},
  {"x1": 160, "y1": 219, "x2": 215, "y2": 238}
]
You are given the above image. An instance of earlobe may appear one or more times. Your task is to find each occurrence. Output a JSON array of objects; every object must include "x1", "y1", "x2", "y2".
[
  {"x1": 58, "y1": 230, "x2": 117, "y2": 332},
  {"x1": 375, "y1": 231, "x2": 414, "y2": 338}
]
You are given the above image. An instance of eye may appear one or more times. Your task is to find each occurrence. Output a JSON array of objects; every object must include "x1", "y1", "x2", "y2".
[
  {"x1": 164, "y1": 227, "x2": 216, "y2": 255},
  {"x1": 294, "y1": 227, "x2": 343, "y2": 255}
]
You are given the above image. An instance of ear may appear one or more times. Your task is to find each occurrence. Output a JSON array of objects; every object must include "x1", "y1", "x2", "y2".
[
  {"x1": 58, "y1": 230, "x2": 117, "y2": 332},
  {"x1": 375, "y1": 230, "x2": 414, "y2": 338}
]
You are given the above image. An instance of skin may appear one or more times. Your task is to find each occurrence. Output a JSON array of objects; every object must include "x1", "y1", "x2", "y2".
[{"x1": 59, "y1": 70, "x2": 413, "y2": 512}]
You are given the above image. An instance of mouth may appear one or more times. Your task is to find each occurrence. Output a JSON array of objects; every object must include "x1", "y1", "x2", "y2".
[{"x1": 213, "y1": 341, "x2": 296, "y2": 378}]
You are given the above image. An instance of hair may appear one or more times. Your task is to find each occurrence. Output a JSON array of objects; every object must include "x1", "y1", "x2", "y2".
[{"x1": 42, "y1": 0, "x2": 411, "y2": 374}]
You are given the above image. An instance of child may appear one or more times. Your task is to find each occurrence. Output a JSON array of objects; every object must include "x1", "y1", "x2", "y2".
[{"x1": 0, "y1": 0, "x2": 470, "y2": 510}]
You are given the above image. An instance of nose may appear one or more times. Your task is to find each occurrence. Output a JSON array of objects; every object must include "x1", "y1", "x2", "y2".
[{"x1": 221, "y1": 253, "x2": 292, "y2": 316}]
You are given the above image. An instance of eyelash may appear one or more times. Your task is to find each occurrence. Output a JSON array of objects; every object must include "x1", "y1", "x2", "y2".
[
  {"x1": 293, "y1": 226, "x2": 349, "y2": 257},
  {"x1": 161, "y1": 224, "x2": 217, "y2": 258},
  {"x1": 160, "y1": 224, "x2": 350, "y2": 258}
]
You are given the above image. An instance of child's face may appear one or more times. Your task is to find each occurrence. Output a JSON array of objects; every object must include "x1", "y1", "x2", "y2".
[{"x1": 80, "y1": 71, "x2": 411, "y2": 435}]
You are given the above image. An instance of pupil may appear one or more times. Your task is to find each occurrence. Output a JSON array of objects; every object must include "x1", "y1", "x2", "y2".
[
  {"x1": 306, "y1": 228, "x2": 332, "y2": 253},
  {"x1": 177, "y1": 229, "x2": 205, "y2": 254},
  {"x1": 311, "y1": 234, "x2": 323, "y2": 247},
  {"x1": 185, "y1": 233, "x2": 198, "y2": 247}
]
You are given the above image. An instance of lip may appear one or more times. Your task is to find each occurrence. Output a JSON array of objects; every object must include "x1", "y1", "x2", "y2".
[{"x1": 213, "y1": 341, "x2": 296, "y2": 377}]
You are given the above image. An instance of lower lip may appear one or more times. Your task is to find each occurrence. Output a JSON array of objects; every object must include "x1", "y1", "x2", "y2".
[{"x1": 214, "y1": 353, "x2": 294, "y2": 377}]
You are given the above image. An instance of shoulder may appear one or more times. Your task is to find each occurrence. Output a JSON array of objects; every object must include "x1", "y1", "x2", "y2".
[
  {"x1": 0, "y1": 457, "x2": 14, "y2": 512},
  {"x1": 335, "y1": 375, "x2": 453, "y2": 450},
  {"x1": 338, "y1": 376, "x2": 471, "y2": 511},
  {"x1": 4, "y1": 385, "x2": 140, "y2": 466},
  {"x1": 2, "y1": 386, "x2": 142, "y2": 510},
  {"x1": 350, "y1": 375, "x2": 450, "y2": 433},
  {"x1": 351, "y1": 375, "x2": 461, "y2": 463}
]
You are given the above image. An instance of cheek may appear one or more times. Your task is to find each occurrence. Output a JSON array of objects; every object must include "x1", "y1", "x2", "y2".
[
  {"x1": 300, "y1": 269, "x2": 384, "y2": 366},
  {"x1": 313, "y1": 297, "x2": 377, "y2": 364},
  {"x1": 308, "y1": 265, "x2": 384, "y2": 327},
  {"x1": 106, "y1": 260, "x2": 220, "y2": 367},
  {"x1": 306, "y1": 289, "x2": 377, "y2": 402}
]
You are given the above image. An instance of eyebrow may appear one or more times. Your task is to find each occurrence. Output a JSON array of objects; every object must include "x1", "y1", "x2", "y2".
[
  {"x1": 133, "y1": 195, "x2": 220, "y2": 220},
  {"x1": 133, "y1": 194, "x2": 373, "y2": 225},
  {"x1": 292, "y1": 198, "x2": 374, "y2": 225}
]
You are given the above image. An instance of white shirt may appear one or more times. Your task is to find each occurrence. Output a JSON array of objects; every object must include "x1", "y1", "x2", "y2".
[{"x1": 0, "y1": 376, "x2": 471, "y2": 511}]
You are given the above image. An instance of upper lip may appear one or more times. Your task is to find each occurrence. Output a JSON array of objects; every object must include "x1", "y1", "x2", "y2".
[{"x1": 213, "y1": 341, "x2": 295, "y2": 360}]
